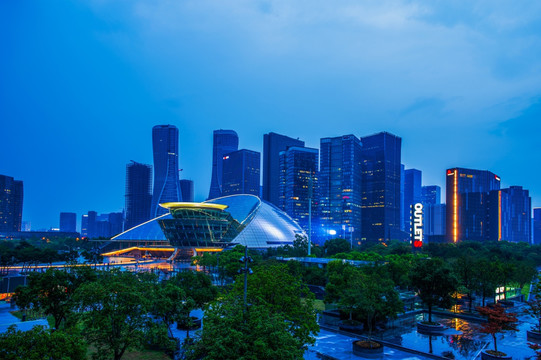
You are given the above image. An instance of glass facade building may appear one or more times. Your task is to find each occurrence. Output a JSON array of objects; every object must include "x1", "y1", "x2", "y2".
[
  {"x1": 534, "y1": 208, "x2": 541, "y2": 245},
  {"x1": 361, "y1": 132, "x2": 402, "y2": 243},
  {"x1": 59, "y1": 212, "x2": 77, "y2": 233},
  {"x1": 112, "y1": 195, "x2": 305, "y2": 249},
  {"x1": 125, "y1": 161, "x2": 152, "y2": 230},
  {"x1": 180, "y1": 179, "x2": 195, "y2": 203},
  {"x1": 0, "y1": 174, "x2": 23, "y2": 233},
  {"x1": 445, "y1": 167, "x2": 501, "y2": 242},
  {"x1": 263, "y1": 132, "x2": 304, "y2": 207},
  {"x1": 278, "y1": 146, "x2": 318, "y2": 237},
  {"x1": 319, "y1": 135, "x2": 362, "y2": 244},
  {"x1": 208, "y1": 130, "x2": 239, "y2": 200},
  {"x1": 151, "y1": 125, "x2": 182, "y2": 218},
  {"x1": 403, "y1": 168, "x2": 422, "y2": 233},
  {"x1": 222, "y1": 149, "x2": 260, "y2": 196}
]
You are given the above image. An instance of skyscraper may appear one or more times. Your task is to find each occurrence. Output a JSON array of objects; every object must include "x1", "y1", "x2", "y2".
[
  {"x1": 361, "y1": 132, "x2": 402, "y2": 243},
  {"x1": 279, "y1": 146, "x2": 318, "y2": 236},
  {"x1": 422, "y1": 185, "x2": 441, "y2": 205},
  {"x1": 222, "y1": 149, "x2": 261, "y2": 196},
  {"x1": 81, "y1": 211, "x2": 97, "y2": 238},
  {"x1": 208, "y1": 130, "x2": 239, "y2": 200},
  {"x1": 125, "y1": 161, "x2": 152, "y2": 229},
  {"x1": 488, "y1": 186, "x2": 531, "y2": 243},
  {"x1": 180, "y1": 179, "x2": 195, "y2": 202},
  {"x1": 445, "y1": 167, "x2": 501, "y2": 243},
  {"x1": 263, "y1": 132, "x2": 304, "y2": 207},
  {"x1": 151, "y1": 125, "x2": 182, "y2": 217},
  {"x1": 59, "y1": 212, "x2": 77, "y2": 232},
  {"x1": 0, "y1": 174, "x2": 23, "y2": 232},
  {"x1": 422, "y1": 185, "x2": 445, "y2": 237},
  {"x1": 319, "y1": 135, "x2": 363, "y2": 243},
  {"x1": 533, "y1": 208, "x2": 541, "y2": 245},
  {"x1": 403, "y1": 169, "x2": 422, "y2": 232}
]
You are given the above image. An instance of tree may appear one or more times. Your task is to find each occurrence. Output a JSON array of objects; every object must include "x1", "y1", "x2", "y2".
[
  {"x1": 526, "y1": 274, "x2": 541, "y2": 334},
  {"x1": 410, "y1": 258, "x2": 458, "y2": 323},
  {"x1": 189, "y1": 295, "x2": 306, "y2": 360},
  {"x1": 476, "y1": 304, "x2": 518, "y2": 355},
  {"x1": 13, "y1": 267, "x2": 95, "y2": 330},
  {"x1": 474, "y1": 258, "x2": 502, "y2": 306},
  {"x1": 152, "y1": 280, "x2": 194, "y2": 340},
  {"x1": 453, "y1": 254, "x2": 477, "y2": 312},
  {"x1": 74, "y1": 269, "x2": 154, "y2": 360},
  {"x1": 0, "y1": 325, "x2": 86, "y2": 360},
  {"x1": 324, "y1": 238, "x2": 351, "y2": 256},
  {"x1": 190, "y1": 264, "x2": 319, "y2": 359}
]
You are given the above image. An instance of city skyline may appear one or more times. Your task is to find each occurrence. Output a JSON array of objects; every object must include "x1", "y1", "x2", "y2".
[{"x1": 2, "y1": 1, "x2": 541, "y2": 229}]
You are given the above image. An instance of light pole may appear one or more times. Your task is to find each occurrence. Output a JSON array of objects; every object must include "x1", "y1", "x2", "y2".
[{"x1": 238, "y1": 246, "x2": 253, "y2": 312}]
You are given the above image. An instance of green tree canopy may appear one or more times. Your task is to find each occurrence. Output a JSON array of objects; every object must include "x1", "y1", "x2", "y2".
[{"x1": 410, "y1": 258, "x2": 458, "y2": 323}]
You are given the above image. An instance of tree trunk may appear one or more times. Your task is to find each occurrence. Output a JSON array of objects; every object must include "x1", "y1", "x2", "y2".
[{"x1": 492, "y1": 333, "x2": 497, "y2": 353}]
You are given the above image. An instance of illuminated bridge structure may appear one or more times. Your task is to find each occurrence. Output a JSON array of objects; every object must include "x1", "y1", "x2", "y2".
[{"x1": 106, "y1": 195, "x2": 305, "y2": 257}]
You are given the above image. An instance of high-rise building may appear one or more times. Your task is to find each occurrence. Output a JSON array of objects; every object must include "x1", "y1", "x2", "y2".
[
  {"x1": 487, "y1": 186, "x2": 531, "y2": 243},
  {"x1": 403, "y1": 169, "x2": 422, "y2": 232},
  {"x1": 445, "y1": 167, "x2": 501, "y2": 243},
  {"x1": 263, "y1": 132, "x2": 304, "y2": 207},
  {"x1": 151, "y1": 125, "x2": 182, "y2": 217},
  {"x1": 533, "y1": 208, "x2": 541, "y2": 245},
  {"x1": 421, "y1": 185, "x2": 445, "y2": 237},
  {"x1": 222, "y1": 149, "x2": 261, "y2": 196},
  {"x1": 319, "y1": 135, "x2": 363, "y2": 243},
  {"x1": 125, "y1": 161, "x2": 152, "y2": 229},
  {"x1": 422, "y1": 185, "x2": 441, "y2": 205},
  {"x1": 81, "y1": 211, "x2": 97, "y2": 238},
  {"x1": 180, "y1": 179, "x2": 195, "y2": 202},
  {"x1": 400, "y1": 165, "x2": 405, "y2": 231},
  {"x1": 0, "y1": 174, "x2": 23, "y2": 232},
  {"x1": 279, "y1": 146, "x2": 318, "y2": 237},
  {"x1": 208, "y1": 130, "x2": 239, "y2": 200},
  {"x1": 59, "y1": 212, "x2": 77, "y2": 232},
  {"x1": 361, "y1": 132, "x2": 402, "y2": 243}
]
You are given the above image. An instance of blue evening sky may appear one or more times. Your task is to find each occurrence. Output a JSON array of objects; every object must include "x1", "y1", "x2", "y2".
[{"x1": 1, "y1": 1, "x2": 541, "y2": 230}]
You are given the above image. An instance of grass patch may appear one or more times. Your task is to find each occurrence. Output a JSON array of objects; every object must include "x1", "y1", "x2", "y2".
[
  {"x1": 313, "y1": 299, "x2": 325, "y2": 312},
  {"x1": 522, "y1": 283, "x2": 530, "y2": 298}
]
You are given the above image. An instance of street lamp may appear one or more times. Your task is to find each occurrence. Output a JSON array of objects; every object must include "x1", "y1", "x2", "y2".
[{"x1": 238, "y1": 247, "x2": 253, "y2": 312}]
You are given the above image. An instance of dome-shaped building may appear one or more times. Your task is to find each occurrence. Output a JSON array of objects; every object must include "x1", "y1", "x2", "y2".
[{"x1": 111, "y1": 195, "x2": 305, "y2": 252}]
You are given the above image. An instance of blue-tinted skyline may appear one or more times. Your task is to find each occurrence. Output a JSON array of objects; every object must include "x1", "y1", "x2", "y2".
[{"x1": 2, "y1": 1, "x2": 541, "y2": 229}]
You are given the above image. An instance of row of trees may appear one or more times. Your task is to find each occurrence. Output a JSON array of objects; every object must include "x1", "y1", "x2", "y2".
[{"x1": 5, "y1": 267, "x2": 217, "y2": 360}]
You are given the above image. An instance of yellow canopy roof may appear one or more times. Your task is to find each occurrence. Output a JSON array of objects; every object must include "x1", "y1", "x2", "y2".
[{"x1": 159, "y1": 202, "x2": 229, "y2": 211}]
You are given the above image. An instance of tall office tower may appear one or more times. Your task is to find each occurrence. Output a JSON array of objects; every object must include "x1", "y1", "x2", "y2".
[
  {"x1": 487, "y1": 186, "x2": 531, "y2": 243},
  {"x1": 180, "y1": 179, "x2": 195, "y2": 202},
  {"x1": 0, "y1": 174, "x2": 23, "y2": 232},
  {"x1": 279, "y1": 146, "x2": 319, "y2": 236},
  {"x1": 421, "y1": 185, "x2": 445, "y2": 237},
  {"x1": 208, "y1": 130, "x2": 239, "y2": 200},
  {"x1": 222, "y1": 149, "x2": 261, "y2": 196},
  {"x1": 263, "y1": 132, "x2": 305, "y2": 207},
  {"x1": 125, "y1": 161, "x2": 152, "y2": 229},
  {"x1": 422, "y1": 186, "x2": 441, "y2": 205},
  {"x1": 445, "y1": 167, "x2": 501, "y2": 243},
  {"x1": 81, "y1": 211, "x2": 97, "y2": 238},
  {"x1": 361, "y1": 132, "x2": 402, "y2": 243},
  {"x1": 151, "y1": 125, "x2": 182, "y2": 217},
  {"x1": 108, "y1": 212, "x2": 124, "y2": 237},
  {"x1": 534, "y1": 208, "x2": 541, "y2": 245},
  {"x1": 400, "y1": 165, "x2": 405, "y2": 231},
  {"x1": 59, "y1": 212, "x2": 77, "y2": 232},
  {"x1": 319, "y1": 135, "x2": 363, "y2": 243},
  {"x1": 403, "y1": 169, "x2": 422, "y2": 232}
]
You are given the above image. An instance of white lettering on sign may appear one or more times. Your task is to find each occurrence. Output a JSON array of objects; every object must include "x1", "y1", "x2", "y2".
[{"x1": 413, "y1": 203, "x2": 423, "y2": 248}]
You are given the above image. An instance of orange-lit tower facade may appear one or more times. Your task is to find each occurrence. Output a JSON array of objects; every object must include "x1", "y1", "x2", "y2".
[{"x1": 445, "y1": 167, "x2": 500, "y2": 243}]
